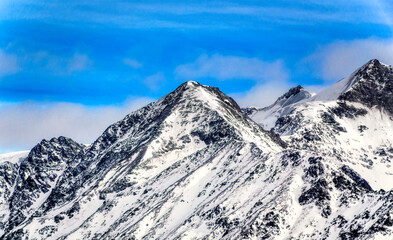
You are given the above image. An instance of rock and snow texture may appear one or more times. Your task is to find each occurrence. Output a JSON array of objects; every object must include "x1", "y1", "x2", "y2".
[
  {"x1": 264, "y1": 59, "x2": 393, "y2": 192},
  {"x1": 0, "y1": 151, "x2": 29, "y2": 236},
  {"x1": 243, "y1": 85, "x2": 313, "y2": 130},
  {"x1": 1, "y1": 60, "x2": 393, "y2": 239},
  {"x1": 246, "y1": 59, "x2": 393, "y2": 238},
  {"x1": 1, "y1": 81, "x2": 283, "y2": 239}
]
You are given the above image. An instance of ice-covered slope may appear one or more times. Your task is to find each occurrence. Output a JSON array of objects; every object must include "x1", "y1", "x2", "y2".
[{"x1": 243, "y1": 85, "x2": 313, "y2": 130}]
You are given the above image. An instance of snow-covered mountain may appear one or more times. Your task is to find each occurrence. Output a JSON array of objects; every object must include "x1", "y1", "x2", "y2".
[
  {"x1": 246, "y1": 59, "x2": 393, "y2": 238},
  {"x1": 1, "y1": 60, "x2": 393, "y2": 239},
  {"x1": 0, "y1": 82, "x2": 285, "y2": 239},
  {"x1": 251, "y1": 59, "x2": 393, "y2": 191}
]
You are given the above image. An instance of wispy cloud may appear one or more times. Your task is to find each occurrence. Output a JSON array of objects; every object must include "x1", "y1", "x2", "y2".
[
  {"x1": 175, "y1": 54, "x2": 293, "y2": 107},
  {"x1": 123, "y1": 58, "x2": 142, "y2": 69},
  {"x1": 231, "y1": 81, "x2": 292, "y2": 108},
  {"x1": 303, "y1": 84, "x2": 326, "y2": 94},
  {"x1": 305, "y1": 38, "x2": 393, "y2": 81},
  {"x1": 17, "y1": 50, "x2": 92, "y2": 75},
  {"x1": 0, "y1": 49, "x2": 20, "y2": 77},
  {"x1": 67, "y1": 53, "x2": 92, "y2": 74},
  {"x1": 175, "y1": 54, "x2": 288, "y2": 83},
  {"x1": 3, "y1": 1, "x2": 391, "y2": 29},
  {"x1": 0, "y1": 97, "x2": 154, "y2": 151},
  {"x1": 144, "y1": 72, "x2": 165, "y2": 91},
  {"x1": 368, "y1": 0, "x2": 393, "y2": 34}
]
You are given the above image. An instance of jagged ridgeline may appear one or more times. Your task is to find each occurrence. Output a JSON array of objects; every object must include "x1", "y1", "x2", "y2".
[{"x1": 1, "y1": 60, "x2": 393, "y2": 239}]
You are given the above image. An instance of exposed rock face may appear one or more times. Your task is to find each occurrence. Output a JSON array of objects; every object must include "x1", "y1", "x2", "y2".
[
  {"x1": 0, "y1": 138, "x2": 84, "y2": 236},
  {"x1": 1, "y1": 59, "x2": 393, "y2": 239},
  {"x1": 338, "y1": 59, "x2": 393, "y2": 115}
]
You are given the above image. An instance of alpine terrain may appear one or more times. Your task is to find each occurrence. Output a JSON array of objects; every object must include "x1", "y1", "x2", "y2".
[{"x1": 1, "y1": 59, "x2": 393, "y2": 239}]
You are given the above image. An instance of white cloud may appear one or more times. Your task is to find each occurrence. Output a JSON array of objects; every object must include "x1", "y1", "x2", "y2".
[
  {"x1": 306, "y1": 38, "x2": 393, "y2": 81},
  {"x1": 144, "y1": 72, "x2": 166, "y2": 91},
  {"x1": 123, "y1": 58, "x2": 142, "y2": 69},
  {"x1": 303, "y1": 84, "x2": 327, "y2": 94},
  {"x1": 17, "y1": 50, "x2": 92, "y2": 75},
  {"x1": 231, "y1": 81, "x2": 293, "y2": 108},
  {"x1": 67, "y1": 53, "x2": 91, "y2": 73},
  {"x1": 3, "y1": 2, "x2": 392, "y2": 30},
  {"x1": 175, "y1": 54, "x2": 293, "y2": 108},
  {"x1": 175, "y1": 54, "x2": 288, "y2": 83},
  {"x1": 0, "y1": 49, "x2": 20, "y2": 77},
  {"x1": 0, "y1": 97, "x2": 154, "y2": 152}
]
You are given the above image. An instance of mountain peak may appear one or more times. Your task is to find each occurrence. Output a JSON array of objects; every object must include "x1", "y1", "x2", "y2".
[
  {"x1": 312, "y1": 59, "x2": 392, "y2": 103},
  {"x1": 338, "y1": 59, "x2": 393, "y2": 114},
  {"x1": 270, "y1": 85, "x2": 312, "y2": 109},
  {"x1": 355, "y1": 58, "x2": 388, "y2": 77},
  {"x1": 183, "y1": 80, "x2": 200, "y2": 86},
  {"x1": 244, "y1": 85, "x2": 312, "y2": 130},
  {"x1": 277, "y1": 85, "x2": 313, "y2": 106},
  {"x1": 162, "y1": 81, "x2": 211, "y2": 103},
  {"x1": 178, "y1": 80, "x2": 201, "y2": 90},
  {"x1": 158, "y1": 80, "x2": 244, "y2": 115},
  {"x1": 282, "y1": 85, "x2": 303, "y2": 98},
  {"x1": 353, "y1": 58, "x2": 386, "y2": 80},
  {"x1": 364, "y1": 58, "x2": 380, "y2": 67},
  {"x1": 30, "y1": 136, "x2": 83, "y2": 157},
  {"x1": 86, "y1": 80, "x2": 281, "y2": 163}
]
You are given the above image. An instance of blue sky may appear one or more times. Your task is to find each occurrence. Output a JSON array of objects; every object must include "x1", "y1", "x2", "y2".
[{"x1": 1, "y1": 0, "x2": 393, "y2": 152}]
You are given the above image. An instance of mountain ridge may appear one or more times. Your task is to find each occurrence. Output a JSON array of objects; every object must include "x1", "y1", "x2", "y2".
[
  {"x1": 1, "y1": 60, "x2": 393, "y2": 239},
  {"x1": 311, "y1": 59, "x2": 393, "y2": 104},
  {"x1": 1, "y1": 79, "x2": 286, "y2": 239}
]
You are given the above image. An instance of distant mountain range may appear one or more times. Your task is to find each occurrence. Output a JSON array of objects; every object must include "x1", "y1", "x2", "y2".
[{"x1": 1, "y1": 59, "x2": 393, "y2": 239}]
